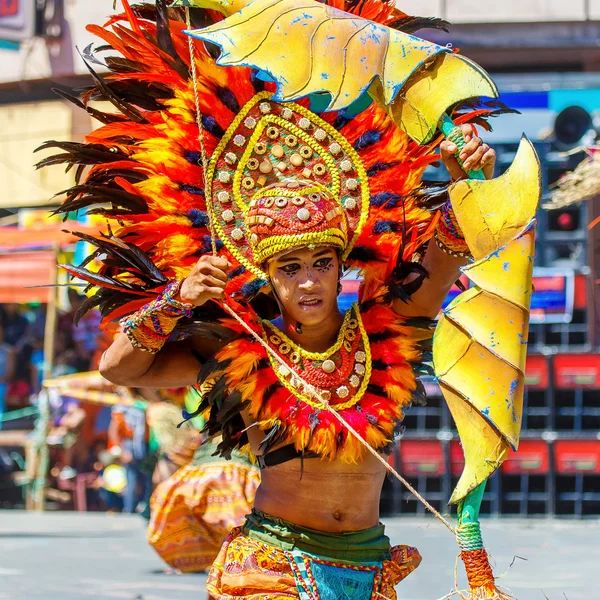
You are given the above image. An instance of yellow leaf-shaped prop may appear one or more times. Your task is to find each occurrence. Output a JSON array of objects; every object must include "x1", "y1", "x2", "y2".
[
  {"x1": 432, "y1": 139, "x2": 541, "y2": 598},
  {"x1": 433, "y1": 137, "x2": 542, "y2": 503},
  {"x1": 179, "y1": 0, "x2": 498, "y2": 143}
]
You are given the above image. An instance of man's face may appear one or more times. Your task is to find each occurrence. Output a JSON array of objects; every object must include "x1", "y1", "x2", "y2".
[{"x1": 267, "y1": 246, "x2": 340, "y2": 327}]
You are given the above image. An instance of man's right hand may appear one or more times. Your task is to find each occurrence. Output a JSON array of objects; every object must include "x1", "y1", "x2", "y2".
[{"x1": 178, "y1": 255, "x2": 231, "y2": 307}]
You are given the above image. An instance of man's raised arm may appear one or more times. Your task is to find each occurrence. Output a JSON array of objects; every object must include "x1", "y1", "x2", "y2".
[
  {"x1": 394, "y1": 125, "x2": 496, "y2": 320},
  {"x1": 99, "y1": 255, "x2": 230, "y2": 388}
]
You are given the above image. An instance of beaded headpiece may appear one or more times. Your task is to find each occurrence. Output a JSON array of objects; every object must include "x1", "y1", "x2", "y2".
[
  {"x1": 206, "y1": 91, "x2": 370, "y2": 278},
  {"x1": 246, "y1": 180, "x2": 347, "y2": 265}
]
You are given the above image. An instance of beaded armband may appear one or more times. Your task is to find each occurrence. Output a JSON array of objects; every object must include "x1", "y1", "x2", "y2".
[
  {"x1": 435, "y1": 201, "x2": 471, "y2": 259},
  {"x1": 120, "y1": 280, "x2": 194, "y2": 354}
]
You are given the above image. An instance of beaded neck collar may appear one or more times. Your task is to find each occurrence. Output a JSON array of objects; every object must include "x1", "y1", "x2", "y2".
[{"x1": 261, "y1": 303, "x2": 372, "y2": 410}]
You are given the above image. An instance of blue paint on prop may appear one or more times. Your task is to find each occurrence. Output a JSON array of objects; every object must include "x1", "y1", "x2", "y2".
[{"x1": 255, "y1": 69, "x2": 275, "y2": 83}]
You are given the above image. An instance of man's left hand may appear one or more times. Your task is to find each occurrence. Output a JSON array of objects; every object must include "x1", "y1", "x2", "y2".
[{"x1": 440, "y1": 124, "x2": 496, "y2": 181}]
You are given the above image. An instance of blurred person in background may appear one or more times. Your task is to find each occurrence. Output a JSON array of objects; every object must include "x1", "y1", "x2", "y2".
[
  {"x1": 145, "y1": 385, "x2": 260, "y2": 574},
  {"x1": 0, "y1": 317, "x2": 15, "y2": 430},
  {"x1": 94, "y1": 445, "x2": 128, "y2": 513},
  {"x1": 58, "y1": 289, "x2": 82, "y2": 334},
  {"x1": 52, "y1": 330, "x2": 79, "y2": 378},
  {"x1": 28, "y1": 337, "x2": 46, "y2": 397},
  {"x1": 5, "y1": 341, "x2": 34, "y2": 409},
  {"x1": 147, "y1": 431, "x2": 260, "y2": 574},
  {"x1": 145, "y1": 392, "x2": 200, "y2": 486},
  {"x1": 47, "y1": 398, "x2": 87, "y2": 479},
  {"x1": 70, "y1": 291, "x2": 102, "y2": 372},
  {"x1": 108, "y1": 399, "x2": 150, "y2": 514},
  {"x1": 1, "y1": 304, "x2": 28, "y2": 350}
]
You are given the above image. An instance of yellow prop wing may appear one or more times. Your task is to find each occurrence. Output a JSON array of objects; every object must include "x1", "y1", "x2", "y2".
[
  {"x1": 433, "y1": 138, "x2": 542, "y2": 504},
  {"x1": 175, "y1": 0, "x2": 497, "y2": 143}
]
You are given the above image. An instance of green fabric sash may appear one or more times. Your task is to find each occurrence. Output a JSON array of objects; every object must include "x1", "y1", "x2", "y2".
[{"x1": 242, "y1": 509, "x2": 391, "y2": 563}]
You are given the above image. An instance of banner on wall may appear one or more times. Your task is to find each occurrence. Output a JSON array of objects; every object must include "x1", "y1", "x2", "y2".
[
  {"x1": 530, "y1": 267, "x2": 575, "y2": 324},
  {"x1": 0, "y1": 0, "x2": 35, "y2": 43}
]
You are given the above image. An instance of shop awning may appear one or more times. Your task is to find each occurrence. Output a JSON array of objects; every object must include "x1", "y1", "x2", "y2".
[
  {"x1": 0, "y1": 250, "x2": 57, "y2": 303},
  {"x1": 0, "y1": 226, "x2": 90, "y2": 252},
  {"x1": 0, "y1": 224, "x2": 100, "y2": 303}
]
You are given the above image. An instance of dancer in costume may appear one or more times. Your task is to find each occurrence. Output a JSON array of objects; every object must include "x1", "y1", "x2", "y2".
[
  {"x1": 145, "y1": 390, "x2": 201, "y2": 483},
  {"x1": 38, "y1": 0, "x2": 541, "y2": 597},
  {"x1": 148, "y1": 436, "x2": 260, "y2": 573},
  {"x1": 148, "y1": 385, "x2": 260, "y2": 574}
]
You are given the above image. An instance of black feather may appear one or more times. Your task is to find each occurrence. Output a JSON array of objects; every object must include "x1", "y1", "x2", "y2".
[
  {"x1": 346, "y1": 245, "x2": 384, "y2": 264},
  {"x1": 197, "y1": 357, "x2": 228, "y2": 385},
  {"x1": 52, "y1": 88, "x2": 127, "y2": 125},
  {"x1": 82, "y1": 42, "x2": 106, "y2": 67},
  {"x1": 66, "y1": 231, "x2": 166, "y2": 284},
  {"x1": 34, "y1": 141, "x2": 128, "y2": 168},
  {"x1": 251, "y1": 70, "x2": 265, "y2": 93},
  {"x1": 388, "y1": 16, "x2": 450, "y2": 34},
  {"x1": 77, "y1": 48, "x2": 148, "y2": 123},
  {"x1": 155, "y1": 0, "x2": 189, "y2": 79},
  {"x1": 60, "y1": 264, "x2": 140, "y2": 292},
  {"x1": 54, "y1": 184, "x2": 148, "y2": 215},
  {"x1": 74, "y1": 295, "x2": 103, "y2": 326}
]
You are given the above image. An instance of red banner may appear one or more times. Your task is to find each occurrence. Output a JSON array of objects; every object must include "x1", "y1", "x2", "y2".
[
  {"x1": 501, "y1": 440, "x2": 550, "y2": 474},
  {"x1": 555, "y1": 440, "x2": 600, "y2": 474},
  {"x1": 524, "y1": 354, "x2": 549, "y2": 388},
  {"x1": 399, "y1": 440, "x2": 445, "y2": 477},
  {"x1": 0, "y1": 0, "x2": 19, "y2": 18},
  {"x1": 554, "y1": 354, "x2": 600, "y2": 388}
]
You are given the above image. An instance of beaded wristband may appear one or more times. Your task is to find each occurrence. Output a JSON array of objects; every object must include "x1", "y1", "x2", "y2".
[
  {"x1": 435, "y1": 201, "x2": 471, "y2": 258},
  {"x1": 120, "y1": 280, "x2": 194, "y2": 354}
]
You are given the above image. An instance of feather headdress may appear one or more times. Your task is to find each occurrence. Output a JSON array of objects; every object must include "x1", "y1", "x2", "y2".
[{"x1": 36, "y1": 0, "x2": 505, "y2": 331}]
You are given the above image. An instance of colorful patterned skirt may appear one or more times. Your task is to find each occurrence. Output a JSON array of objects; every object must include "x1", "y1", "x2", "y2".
[
  {"x1": 147, "y1": 445, "x2": 260, "y2": 572},
  {"x1": 206, "y1": 509, "x2": 422, "y2": 600}
]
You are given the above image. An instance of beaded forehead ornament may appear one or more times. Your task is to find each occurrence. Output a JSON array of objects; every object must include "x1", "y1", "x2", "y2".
[{"x1": 206, "y1": 90, "x2": 370, "y2": 278}]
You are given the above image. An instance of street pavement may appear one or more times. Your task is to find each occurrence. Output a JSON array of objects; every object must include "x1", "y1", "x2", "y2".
[{"x1": 0, "y1": 510, "x2": 596, "y2": 600}]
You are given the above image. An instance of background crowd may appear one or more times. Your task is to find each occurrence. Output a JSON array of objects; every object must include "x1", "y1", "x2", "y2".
[
  {"x1": 0, "y1": 291, "x2": 102, "y2": 416},
  {"x1": 0, "y1": 293, "x2": 176, "y2": 515}
]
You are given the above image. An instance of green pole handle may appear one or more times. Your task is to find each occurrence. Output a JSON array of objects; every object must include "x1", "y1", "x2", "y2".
[
  {"x1": 458, "y1": 480, "x2": 486, "y2": 526},
  {"x1": 439, "y1": 114, "x2": 487, "y2": 182},
  {"x1": 456, "y1": 480, "x2": 487, "y2": 551}
]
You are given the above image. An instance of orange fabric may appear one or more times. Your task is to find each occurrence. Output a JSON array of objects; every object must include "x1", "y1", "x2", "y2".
[
  {"x1": 206, "y1": 527, "x2": 422, "y2": 600},
  {"x1": 148, "y1": 459, "x2": 260, "y2": 573},
  {"x1": 111, "y1": 413, "x2": 134, "y2": 440},
  {"x1": 208, "y1": 528, "x2": 299, "y2": 599}
]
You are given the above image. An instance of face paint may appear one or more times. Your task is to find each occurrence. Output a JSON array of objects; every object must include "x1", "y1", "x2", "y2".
[{"x1": 267, "y1": 246, "x2": 341, "y2": 328}]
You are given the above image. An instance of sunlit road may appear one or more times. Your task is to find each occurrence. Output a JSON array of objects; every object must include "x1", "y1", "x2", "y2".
[{"x1": 0, "y1": 511, "x2": 595, "y2": 599}]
